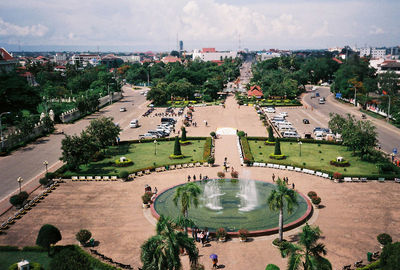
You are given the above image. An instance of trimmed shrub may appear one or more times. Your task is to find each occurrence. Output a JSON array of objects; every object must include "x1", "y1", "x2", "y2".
[
  {"x1": 333, "y1": 172, "x2": 342, "y2": 179},
  {"x1": 49, "y1": 247, "x2": 91, "y2": 270},
  {"x1": 377, "y1": 233, "x2": 392, "y2": 246},
  {"x1": 238, "y1": 228, "x2": 249, "y2": 239},
  {"x1": 9, "y1": 191, "x2": 29, "y2": 207},
  {"x1": 265, "y1": 140, "x2": 276, "y2": 146},
  {"x1": 269, "y1": 154, "x2": 286, "y2": 160},
  {"x1": 142, "y1": 192, "x2": 153, "y2": 204},
  {"x1": 307, "y1": 191, "x2": 317, "y2": 198},
  {"x1": 210, "y1": 132, "x2": 216, "y2": 138},
  {"x1": 39, "y1": 177, "x2": 49, "y2": 186},
  {"x1": 203, "y1": 137, "x2": 212, "y2": 160},
  {"x1": 169, "y1": 154, "x2": 184, "y2": 159},
  {"x1": 237, "y1": 130, "x2": 246, "y2": 137},
  {"x1": 207, "y1": 156, "x2": 215, "y2": 165},
  {"x1": 216, "y1": 227, "x2": 227, "y2": 239},
  {"x1": 0, "y1": 245, "x2": 20, "y2": 251},
  {"x1": 267, "y1": 126, "x2": 275, "y2": 142},
  {"x1": 45, "y1": 172, "x2": 56, "y2": 180},
  {"x1": 119, "y1": 171, "x2": 129, "y2": 180},
  {"x1": 330, "y1": 160, "x2": 350, "y2": 167},
  {"x1": 356, "y1": 260, "x2": 380, "y2": 270},
  {"x1": 274, "y1": 140, "x2": 282, "y2": 155},
  {"x1": 22, "y1": 246, "x2": 47, "y2": 252},
  {"x1": 231, "y1": 171, "x2": 239, "y2": 178},
  {"x1": 265, "y1": 264, "x2": 280, "y2": 270},
  {"x1": 76, "y1": 229, "x2": 92, "y2": 246},
  {"x1": 240, "y1": 137, "x2": 254, "y2": 162},
  {"x1": 217, "y1": 172, "x2": 225, "y2": 178},
  {"x1": 181, "y1": 127, "x2": 187, "y2": 141},
  {"x1": 173, "y1": 136, "x2": 182, "y2": 156},
  {"x1": 272, "y1": 238, "x2": 287, "y2": 247},
  {"x1": 36, "y1": 224, "x2": 62, "y2": 255},
  {"x1": 380, "y1": 242, "x2": 400, "y2": 269},
  {"x1": 114, "y1": 158, "x2": 133, "y2": 167},
  {"x1": 311, "y1": 196, "x2": 321, "y2": 206}
]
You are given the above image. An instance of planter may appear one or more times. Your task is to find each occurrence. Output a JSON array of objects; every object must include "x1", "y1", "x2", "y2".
[
  {"x1": 218, "y1": 237, "x2": 226, "y2": 242},
  {"x1": 142, "y1": 203, "x2": 150, "y2": 208},
  {"x1": 239, "y1": 237, "x2": 247, "y2": 242}
]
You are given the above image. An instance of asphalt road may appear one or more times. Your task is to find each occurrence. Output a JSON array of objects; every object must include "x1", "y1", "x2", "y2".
[
  {"x1": 0, "y1": 85, "x2": 149, "y2": 203},
  {"x1": 302, "y1": 86, "x2": 400, "y2": 156}
]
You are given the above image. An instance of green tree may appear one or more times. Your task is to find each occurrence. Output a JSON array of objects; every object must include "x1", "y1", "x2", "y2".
[
  {"x1": 181, "y1": 127, "x2": 187, "y2": 141},
  {"x1": 274, "y1": 140, "x2": 282, "y2": 155},
  {"x1": 380, "y1": 242, "x2": 400, "y2": 270},
  {"x1": 76, "y1": 229, "x2": 92, "y2": 246},
  {"x1": 86, "y1": 117, "x2": 121, "y2": 152},
  {"x1": 267, "y1": 178, "x2": 298, "y2": 241},
  {"x1": 173, "y1": 183, "x2": 201, "y2": 233},
  {"x1": 41, "y1": 115, "x2": 54, "y2": 133},
  {"x1": 268, "y1": 125, "x2": 275, "y2": 142},
  {"x1": 17, "y1": 115, "x2": 37, "y2": 138},
  {"x1": 36, "y1": 224, "x2": 62, "y2": 255},
  {"x1": 141, "y1": 215, "x2": 199, "y2": 270},
  {"x1": 49, "y1": 247, "x2": 92, "y2": 270},
  {"x1": 173, "y1": 136, "x2": 182, "y2": 156},
  {"x1": 147, "y1": 81, "x2": 169, "y2": 105},
  {"x1": 279, "y1": 224, "x2": 332, "y2": 270},
  {"x1": 60, "y1": 131, "x2": 99, "y2": 171},
  {"x1": 266, "y1": 264, "x2": 280, "y2": 270}
]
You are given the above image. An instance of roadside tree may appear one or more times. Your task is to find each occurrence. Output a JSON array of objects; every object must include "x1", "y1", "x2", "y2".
[
  {"x1": 36, "y1": 224, "x2": 62, "y2": 255},
  {"x1": 86, "y1": 117, "x2": 121, "y2": 152}
]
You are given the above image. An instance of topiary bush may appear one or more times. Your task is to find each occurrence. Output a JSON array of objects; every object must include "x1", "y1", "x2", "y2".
[
  {"x1": 311, "y1": 196, "x2": 321, "y2": 207},
  {"x1": 269, "y1": 154, "x2": 286, "y2": 160},
  {"x1": 39, "y1": 177, "x2": 49, "y2": 187},
  {"x1": 333, "y1": 172, "x2": 342, "y2": 179},
  {"x1": 377, "y1": 233, "x2": 393, "y2": 246},
  {"x1": 274, "y1": 140, "x2": 282, "y2": 155},
  {"x1": 49, "y1": 247, "x2": 91, "y2": 270},
  {"x1": 142, "y1": 192, "x2": 153, "y2": 204},
  {"x1": 114, "y1": 158, "x2": 133, "y2": 167},
  {"x1": 210, "y1": 132, "x2": 216, "y2": 138},
  {"x1": 36, "y1": 224, "x2": 62, "y2": 255},
  {"x1": 76, "y1": 229, "x2": 92, "y2": 246},
  {"x1": 9, "y1": 262, "x2": 43, "y2": 270},
  {"x1": 9, "y1": 191, "x2": 29, "y2": 208},
  {"x1": 237, "y1": 130, "x2": 246, "y2": 137},
  {"x1": 307, "y1": 191, "x2": 317, "y2": 198},
  {"x1": 330, "y1": 160, "x2": 350, "y2": 167},
  {"x1": 231, "y1": 171, "x2": 239, "y2": 178},
  {"x1": 265, "y1": 264, "x2": 280, "y2": 270},
  {"x1": 181, "y1": 127, "x2": 187, "y2": 141},
  {"x1": 207, "y1": 156, "x2": 215, "y2": 165},
  {"x1": 119, "y1": 171, "x2": 129, "y2": 180},
  {"x1": 267, "y1": 126, "x2": 275, "y2": 142},
  {"x1": 173, "y1": 136, "x2": 182, "y2": 156},
  {"x1": 217, "y1": 172, "x2": 225, "y2": 178}
]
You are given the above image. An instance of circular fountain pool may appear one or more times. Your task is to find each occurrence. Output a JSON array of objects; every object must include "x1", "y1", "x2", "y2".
[{"x1": 152, "y1": 179, "x2": 311, "y2": 234}]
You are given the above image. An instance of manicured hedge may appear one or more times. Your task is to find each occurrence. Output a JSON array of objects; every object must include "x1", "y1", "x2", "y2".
[
  {"x1": 203, "y1": 137, "x2": 213, "y2": 160},
  {"x1": 247, "y1": 137, "x2": 342, "y2": 145},
  {"x1": 22, "y1": 246, "x2": 47, "y2": 252},
  {"x1": 0, "y1": 246, "x2": 20, "y2": 251},
  {"x1": 240, "y1": 137, "x2": 254, "y2": 162},
  {"x1": 121, "y1": 136, "x2": 207, "y2": 144},
  {"x1": 114, "y1": 158, "x2": 134, "y2": 167},
  {"x1": 9, "y1": 262, "x2": 43, "y2": 270},
  {"x1": 356, "y1": 260, "x2": 380, "y2": 270}
]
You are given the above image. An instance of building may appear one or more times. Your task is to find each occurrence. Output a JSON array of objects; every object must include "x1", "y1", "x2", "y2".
[
  {"x1": 247, "y1": 85, "x2": 263, "y2": 98},
  {"x1": 359, "y1": 48, "x2": 371, "y2": 57},
  {"x1": 179, "y1": 40, "x2": 183, "y2": 52},
  {"x1": 161, "y1": 56, "x2": 181, "y2": 64},
  {"x1": 192, "y1": 48, "x2": 237, "y2": 62},
  {"x1": 258, "y1": 51, "x2": 281, "y2": 61},
  {"x1": 0, "y1": 48, "x2": 18, "y2": 73},
  {"x1": 71, "y1": 54, "x2": 101, "y2": 67},
  {"x1": 371, "y1": 48, "x2": 386, "y2": 59},
  {"x1": 53, "y1": 53, "x2": 67, "y2": 64},
  {"x1": 119, "y1": 55, "x2": 141, "y2": 63}
]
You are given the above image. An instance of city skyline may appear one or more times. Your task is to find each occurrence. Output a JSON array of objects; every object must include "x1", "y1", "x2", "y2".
[{"x1": 1, "y1": 0, "x2": 400, "y2": 52}]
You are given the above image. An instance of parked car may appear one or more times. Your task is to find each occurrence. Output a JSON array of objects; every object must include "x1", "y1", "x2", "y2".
[
  {"x1": 120, "y1": 107, "x2": 127, "y2": 112},
  {"x1": 282, "y1": 131, "x2": 300, "y2": 138},
  {"x1": 303, "y1": 119, "x2": 310, "y2": 124},
  {"x1": 161, "y1": 118, "x2": 176, "y2": 124},
  {"x1": 304, "y1": 133, "x2": 313, "y2": 139},
  {"x1": 319, "y1": 98, "x2": 325, "y2": 104},
  {"x1": 264, "y1": 107, "x2": 276, "y2": 113},
  {"x1": 315, "y1": 132, "x2": 325, "y2": 140},
  {"x1": 279, "y1": 112, "x2": 288, "y2": 117},
  {"x1": 139, "y1": 133, "x2": 157, "y2": 140},
  {"x1": 148, "y1": 130, "x2": 163, "y2": 138},
  {"x1": 130, "y1": 119, "x2": 139, "y2": 128}
]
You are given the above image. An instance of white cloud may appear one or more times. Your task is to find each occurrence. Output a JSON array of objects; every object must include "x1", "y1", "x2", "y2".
[
  {"x1": 369, "y1": 25, "x2": 384, "y2": 35},
  {"x1": 311, "y1": 20, "x2": 333, "y2": 38},
  {"x1": 0, "y1": 17, "x2": 48, "y2": 37}
]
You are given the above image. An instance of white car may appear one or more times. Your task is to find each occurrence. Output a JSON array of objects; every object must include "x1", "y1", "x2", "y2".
[
  {"x1": 119, "y1": 107, "x2": 127, "y2": 112},
  {"x1": 278, "y1": 112, "x2": 288, "y2": 117},
  {"x1": 264, "y1": 107, "x2": 275, "y2": 113}
]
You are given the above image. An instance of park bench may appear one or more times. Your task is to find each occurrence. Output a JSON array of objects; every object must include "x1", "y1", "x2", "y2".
[
  {"x1": 378, "y1": 178, "x2": 385, "y2": 182},
  {"x1": 259, "y1": 163, "x2": 266, "y2": 167},
  {"x1": 315, "y1": 172, "x2": 323, "y2": 177},
  {"x1": 72, "y1": 176, "x2": 78, "y2": 181},
  {"x1": 188, "y1": 163, "x2": 194, "y2": 168},
  {"x1": 111, "y1": 176, "x2": 118, "y2": 180},
  {"x1": 169, "y1": 165, "x2": 176, "y2": 170},
  {"x1": 294, "y1": 167, "x2": 302, "y2": 172},
  {"x1": 273, "y1": 164, "x2": 280, "y2": 169},
  {"x1": 95, "y1": 176, "x2": 102, "y2": 181},
  {"x1": 203, "y1": 162, "x2": 209, "y2": 167},
  {"x1": 79, "y1": 176, "x2": 86, "y2": 181},
  {"x1": 287, "y1": 166, "x2": 294, "y2": 171},
  {"x1": 267, "y1": 163, "x2": 274, "y2": 168},
  {"x1": 195, "y1": 162, "x2": 201, "y2": 167},
  {"x1": 103, "y1": 176, "x2": 110, "y2": 181},
  {"x1": 394, "y1": 178, "x2": 400, "y2": 183},
  {"x1": 361, "y1": 177, "x2": 367, "y2": 182},
  {"x1": 352, "y1": 177, "x2": 360, "y2": 182},
  {"x1": 344, "y1": 177, "x2": 352, "y2": 182},
  {"x1": 86, "y1": 176, "x2": 93, "y2": 181},
  {"x1": 182, "y1": 164, "x2": 188, "y2": 168},
  {"x1": 144, "y1": 170, "x2": 151, "y2": 175},
  {"x1": 176, "y1": 164, "x2": 182, "y2": 169},
  {"x1": 136, "y1": 171, "x2": 143, "y2": 177},
  {"x1": 279, "y1": 165, "x2": 286, "y2": 170}
]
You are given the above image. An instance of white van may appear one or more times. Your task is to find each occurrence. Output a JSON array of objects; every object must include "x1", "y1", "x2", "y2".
[
  {"x1": 130, "y1": 119, "x2": 139, "y2": 128},
  {"x1": 282, "y1": 131, "x2": 300, "y2": 138},
  {"x1": 279, "y1": 125, "x2": 296, "y2": 132}
]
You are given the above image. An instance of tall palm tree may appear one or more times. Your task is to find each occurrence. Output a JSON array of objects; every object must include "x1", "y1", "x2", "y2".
[
  {"x1": 173, "y1": 182, "x2": 201, "y2": 233},
  {"x1": 267, "y1": 177, "x2": 298, "y2": 241},
  {"x1": 280, "y1": 224, "x2": 332, "y2": 270},
  {"x1": 141, "y1": 215, "x2": 199, "y2": 270}
]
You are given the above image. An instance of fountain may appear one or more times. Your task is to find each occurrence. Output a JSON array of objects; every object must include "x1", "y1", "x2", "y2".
[
  {"x1": 238, "y1": 178, "x2": 259, "y2": 212},
  {"x1": 203, "y1": 179, "x2": 224, "y2": 210}
]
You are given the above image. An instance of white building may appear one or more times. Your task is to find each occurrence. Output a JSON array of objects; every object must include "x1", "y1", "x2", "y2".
[
  {"x1": 258, "y1": 52, "x2": 281, "y2": 61},
  {"x1": 359, "y1": 48, "x2": 371, "y2": 57},
  {"x1": 119, "y1": 55, "x2": 141, "y2": 63},
  {"x1": 192, "y1": 48, "x2": 237, "y2": 62},
  {"x1": 53, "y1": 53, "x2": 67, "y2": 63},
  {"x1": 371, "y1": 48, "x2": 386, "y2": 59},
  {"x1": 71, "y1": 54, "x2": 101, "y2": 66}
]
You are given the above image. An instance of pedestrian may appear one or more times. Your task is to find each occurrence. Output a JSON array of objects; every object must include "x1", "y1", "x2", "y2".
[
  {"x1": 205, "y1": 228, "x2": 209, "y2": 242},
  {"x1": 192, "y1": 227, "x2": 196, "y2": 239},
  {"x1": 212, "y1": 258, "x2": 218, "y2": 269},
  {"x1": 272, "y1": 173, "x2": 275, "y2": 182},
  {"x1": 199, "y1": 173, "x2": 202, "y2": 181},
  {"x1": 292, "y1": 183, "x2": 295, "y2": 189},
  {"x1": 153, "y1": 187, "x2": 158, "y2": 194},
  {"x1": 188, "y1": 175, "x2": 191, "y2": 182},
  {"x1": 205, "y1": 121, "x2": 208, "y2": 126},
  {"x1": 200, "y1": 231, "x2": 205, "y2": 247},
  {"x1": 193, "y1": 175, "x2": 196, "y2": 181},
  {"x1": 224, "y1": 157, "x2": 227, "y2": 162}
]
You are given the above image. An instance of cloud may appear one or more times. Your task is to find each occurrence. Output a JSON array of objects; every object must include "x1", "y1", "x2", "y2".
[
  {"x1": 369, "y1": 25, "x2": 384, "y2": 35},
  {"x1": 311, "y1": 20, "x2": 333, "y2": 38},
  {"x1": 0, "y1": 17, "x2": 48, "y2": 37}
]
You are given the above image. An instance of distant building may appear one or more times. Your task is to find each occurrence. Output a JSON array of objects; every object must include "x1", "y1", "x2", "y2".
[
  {"x1": 371, "y1": 48, "x2": 386, "y2": 59},
  {"x1": 258, "y1": 51, "x2": 281, "y2": 61},
  {"x1": 0, "y1": 48, "x2": 18, "y2": 73},
  {"x1": 359, "y1": 48, "x2": 371, "y2": 57},
  {"x1": 119, "y1": 55, "x2": 141, "y2": 63},
  {"x1": 179, "y1": 40, "x2": 183, "y2": 51},
  {"x1": 53, "y1": 53, "x2": 67, "y2": 64},
  {"x1": 247, "y1": 85, "x2": 263, "y2": 98},
  {"x1": 192, "y1": 48, "x2": 237, "y2": 61},
  {"x1": 71, "y1": 54, "x2": 101, "y2": 67},
  {"x1": 161, "y1": 56, "x2": 181, "y2": 64},
  {"x1": 101, "y1": 54, "x2": 123, "y2": 68}
]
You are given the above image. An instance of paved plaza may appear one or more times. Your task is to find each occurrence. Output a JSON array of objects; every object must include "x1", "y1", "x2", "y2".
[{"x1": 1, "y1": 95, "x2": 399, "y2": 269}]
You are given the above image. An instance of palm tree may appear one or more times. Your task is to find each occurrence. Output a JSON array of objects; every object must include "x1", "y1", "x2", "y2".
[
  {"x1": 173, "y1": 182, "x2": 201, "y2": 233},
  {"x1": 267, "y1": 177, "x2": 298, "y2": 241},
  {"x1": 141, "y1": 215, "x2": 199, "y2": 270},
  {"x1": 279, "y1": 224, "x2": 332, "y2": 270}
]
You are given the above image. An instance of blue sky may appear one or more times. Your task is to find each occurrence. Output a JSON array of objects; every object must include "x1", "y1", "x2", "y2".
[{"x1": 0, "y1": 0, "x2": 399, "y2": 52}]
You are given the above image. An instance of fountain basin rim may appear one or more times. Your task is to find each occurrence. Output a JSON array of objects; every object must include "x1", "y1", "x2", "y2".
[{"x1": 150, "y1": 179, "x2": 313, "y2": 237}]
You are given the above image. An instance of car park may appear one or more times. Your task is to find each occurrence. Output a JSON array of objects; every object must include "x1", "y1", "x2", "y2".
[
  {"x1": 303, "y1": 119, "x2": 310, "y2": 124},
  {"x1": 161, "y1": 118, "x2": 176, "y2": 124}
]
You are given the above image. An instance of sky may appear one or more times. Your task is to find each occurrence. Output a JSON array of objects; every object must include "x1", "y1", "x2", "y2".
[{"x1": 0, "y1": 0, "x2": 399, "y2": 52}]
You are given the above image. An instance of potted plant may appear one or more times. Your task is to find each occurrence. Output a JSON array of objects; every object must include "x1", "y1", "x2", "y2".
[
  {"x1": 142, "y1": 192, "x2": 153, "y2": 208},
  {"x1": 231, "y1": 171, "x2": 239, "y2": 178},
  {"x1": 216, "y1": 227, "x2": 227, "y2": 242},
  {"x1": 238, "y1": 228, "x2": 249, "y2": 242},
  {"x1": 377, "y1": 233, "x2": 392, "y2": 248},
  {"x1": 311, "y1": 196, "x2": 321, "y2": 208},
  {"x1": 217, "y1": 172, "x2": 225, "y2": 178}
]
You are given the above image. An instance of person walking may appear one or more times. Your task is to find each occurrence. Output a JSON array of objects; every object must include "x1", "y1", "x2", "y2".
[
  {"x1": 210, "y1": 254, "x2": 218, "y2": 269},
  {"x1": 188, "y1": 175, "x2": 191, "y2": 182},
  {"x1": 193, "y1": 175, "x2": 196, "y2": 181},
  {"x1": 272, "y1": 173, "x2": 275, "y2": 182},
  {"x1": 292, "y1": 183, "x2": 295, "y2": 189}
]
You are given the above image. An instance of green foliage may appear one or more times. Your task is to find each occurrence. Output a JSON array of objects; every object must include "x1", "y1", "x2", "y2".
[
  {"x1": 114, "y1": 158, "x2": 133, "y2": 167},
  {"x1": 173, "y1": 183, "x2": 201, "y2": 233},
  {"x1": 22, "y1": 246, "x2": 47, "y2": 252},
  {"x1": 311, "y1": 196, "x2": 321, "y2": 206},
  {"x1": 9, "y1": 262, "x2": 43, "y2": 270},
  {"x1": 203, "y1": 137, "x2": 212, "y2": 160},
  {"x1": 265, "y1": 264, "x2": 280, "y2": 270},
  {"x1": 9, "y1": 191, "x2": 29, "y2": 207},
  {"x1": 36, "y1": 224, "x2": 62, "y2": 255},
  {"x1": 49, "y1": 247, "x2": 91, "y2": 270},
  {"x1": 237, "y1": 130, "x2": 246, "y2": 137},
  {"x1": 269, "y1": 154, "x2": 286, "y2": 160},
  {"x1": 217, "y1": 171, "x2": 225, "y2": 178},
  {"x1": 274, "y1": 140, "x2": 282, "y2": 155},
  {"x1": 330, "y1": 159, "x2": 350, "y2": 167},
  {"x1": 0, "y1": 246, "x2": 20, "y2": 251},
  {"x1": 240, "y1": 137, "x2": 254, "y2": 162},
  {"x1": 181, "y1": 127, "x2": 187, "y2": 141},
  {"x1": 118, "y1": 170, "x2": 130, "y2": 180},
  {"x1": 207, "y1": 156, "x2": 215, "y2": 164},
  {"x1": 216, "y1": 227, "x2": 227, "y2": 239},
  {"x1": 210, "y1": 131, "x2": 216, "y2": 138},
  {"x1": 75, "y1": 229, "x2": 92, "y2": 245},
  {"x1": 142, "y1": 192, "x2": 153, "y2": 204},
  {"x1": 380, "y1": 242, "x2": 400, "y2": 270},
  {"x1": 39, "y1": 177, "x2": 49, "y2": 186},
  {"x1": 173, "y1": 136, "x2": 182, "y2": 156},
  {"x1": 377, "y1": 233, "x2": 393, "y2": 246},
  {"x1": 307, "y1": 191, "x2": 317, "y2": 198},
  {"x1": 356, "y1": 260, "x2": 381, "y2": 270},
  {"x1": 86, "y1": 117, "x2": 121, "y2": 151},
  {"x1": 267, "y1": 126, "x2": 275, "y2": 142}
]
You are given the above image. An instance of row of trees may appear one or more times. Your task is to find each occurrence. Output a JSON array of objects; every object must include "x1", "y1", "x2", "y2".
[
  {"x1": 120, "y1": 58, "x2": 242, "y2": 105},
  {"x1": 60, "y1": 117, "x2": 121, "y2": 171},
  {"x1": 251, "y1": 56, "x2": 340, "y2": 98}
]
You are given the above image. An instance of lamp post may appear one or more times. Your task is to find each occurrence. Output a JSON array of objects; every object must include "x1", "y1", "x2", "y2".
[
  {"x1": 298, "y1": 141, "x2": 303, "y2": 157},
  {"x1": 17, "y1": 177, "x2": 23, "y2": 193},
  {"x1": 154, "y1": 140, "x2": 157, "y2": 155},
  {"x1": 43, "y1": 160, "x2": 49, "y2": 174},
  {"x1": 0, "y1": 112, "x2": 11, "y2": 150},
  {"x1": 387, "y1": 94, "x2": 391, "y2": 122}
]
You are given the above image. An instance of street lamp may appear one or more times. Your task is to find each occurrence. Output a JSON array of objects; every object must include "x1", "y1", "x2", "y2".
[
  {"x1": 0, "y1": 112, "x2": 11, "y2": 150},
  {"x1": 43, "y1": 160, "x2": 49, "y2": 174},
  {"x1": 298, "y1": 141, "x2": 303, "y2": 157},
  {"x1": 17, "y1": 177, "x2": 23, "y2": 193},
  {"x1": 154, "y1": 140, "x2": 157, "y2": 155},
  {"x1": 387, "y1": 94, "x2": 391, "y2": 122}
]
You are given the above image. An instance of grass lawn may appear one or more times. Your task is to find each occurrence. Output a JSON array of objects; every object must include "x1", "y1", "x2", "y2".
[
  {"x1": 249, "y1": 140, "x2": 380, "y2": 175},
  {"x1": 0, "y1": 251, "x2": 51, "y2": 269},
  {"x1": 67, "y1": 139, "x2": 206, "y2": 176}
]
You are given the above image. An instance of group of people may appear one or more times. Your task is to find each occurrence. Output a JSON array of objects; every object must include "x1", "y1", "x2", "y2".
[
  {"x1": 188, "y1": 174, "x2": 209, "y2": 182},
  {"x1": 272, "y1": 174, "x2": 295, "y2": 189},
  {"x1": 192, "y1": 227, "x2": 210, "y2": 247}
]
